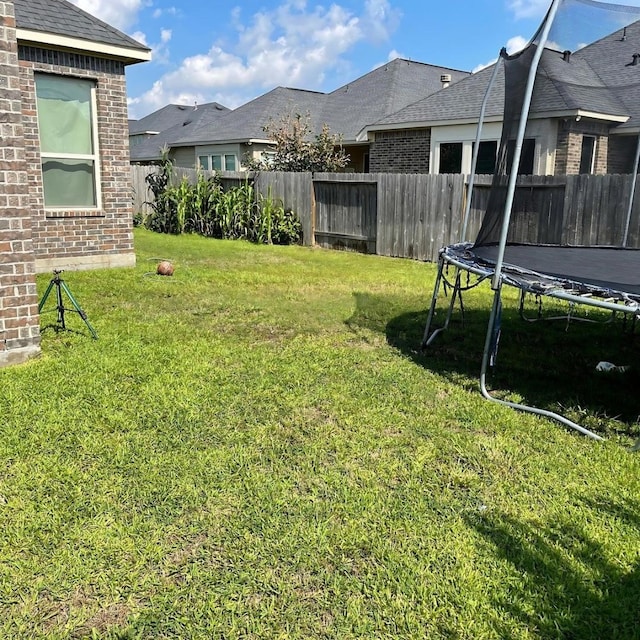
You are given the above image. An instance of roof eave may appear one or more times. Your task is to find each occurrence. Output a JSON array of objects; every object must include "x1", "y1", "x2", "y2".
[
  {"x1": 17, "y1": 28, "x2": 151, "y2": 64},
  {"x1": 171, "y1": 138, "x2": 274, "y2": 148},
  {"x1": 361, "y1": 115, "x2": 504, "y2": 139},
  {"x1": 532, "y1": 108, "x2": 629, "y2": 123},
  {"x1": 359, "y1": 110, "x2": 630, "y2": 140}
]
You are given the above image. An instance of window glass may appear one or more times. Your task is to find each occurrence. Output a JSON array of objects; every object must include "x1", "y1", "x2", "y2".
[
  {"x1": 42, "y1": 160, "x2": 96, "y2": 207},
  {"x1": 580, "y1": 136, "x2": 596, "y2": 174},
  {"x1": 36, "y1": 75, "x2": 93, "y2": 155},
  {"x1": 439, "y1": 142, "x2": 463, "y2": 173},
  {"x1": 475, "y1": 140, "x2": 497, "y2": 174},
  {"x1": 35, "y1": 74, "x2": 98, "y2": 208},
  {"x1": 506, "y1": 138, "x2": 535, "y2": 175},
  {"x1": 198, "y1": 155, "x2": 210, "y2": 170},
  {"x1": 211, "y1": 155, "x2": 223, "y2": 170},
  {"x1": 224, "y1": 155, "x2": 236, "y2": 171}
]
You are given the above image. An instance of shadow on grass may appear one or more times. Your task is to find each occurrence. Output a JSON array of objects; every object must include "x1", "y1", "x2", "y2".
[
  {"x1": 465, "y1": 496, "x2": 640, "y2": 639},
  {"x1": 346, "y1": 290, "x2": 640, "y2": 438}
]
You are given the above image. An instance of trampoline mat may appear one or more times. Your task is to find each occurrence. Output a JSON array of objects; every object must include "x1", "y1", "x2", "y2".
[{"x1": 472, "y1": 244, "x2": 640, "y2": 297}]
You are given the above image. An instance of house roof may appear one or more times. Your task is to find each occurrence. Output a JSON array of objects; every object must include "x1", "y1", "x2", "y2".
[
  {"x1": 367, "y1": 20, "x2": 640, "y2": 135},
  {"x1": 129, "y1": 102, "x2": 231, "y2": 162},
  {"x1": 321, "y1": 59, "x2": 469, "y2": 141},
  {"x1": 129, "y1": 102, "x2": 229, "y2": 135},
  {"x1": 572, "y1": 19, "x2": 640, "y2": 131},
  {"x1": 172, "y1": 87, "x2": 329, "y2": 147},
  {"x1": 13, "y1": 0, "x2": 150, "y2": 63},
  {"x1": 168, "y1": 58, "x2": 469, "y2": 148}
]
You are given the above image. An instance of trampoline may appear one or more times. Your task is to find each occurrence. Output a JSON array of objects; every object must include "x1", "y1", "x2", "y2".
[{"x1": 422, "y1": 0, "x2": 640, "y2": 440}]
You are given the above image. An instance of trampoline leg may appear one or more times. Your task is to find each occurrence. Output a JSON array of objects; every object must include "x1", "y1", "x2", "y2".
[
  {"x1": 479, "y1": 287, "x2": 605, "y2": 441},
  {"x1": 422, "y1": 258, "x2": 462, "y2": 348},
  {"x1": 421, "y1": 256, "x2": 446, "y2": 348}
]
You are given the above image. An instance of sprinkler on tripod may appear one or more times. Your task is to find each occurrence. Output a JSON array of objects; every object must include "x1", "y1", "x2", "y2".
[{"x1": 38, "y1": 270, "x2": 98, "y2": 339}]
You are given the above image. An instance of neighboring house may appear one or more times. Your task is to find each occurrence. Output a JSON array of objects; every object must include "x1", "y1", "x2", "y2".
[
  {"x1": 365, "y1": 21, "x2": 640, "y2": 176},
  {"x1": 0, "y1": 0, "x2": 149, "y2": 367},
  {"x1": 149, "y1": 59, "x2": 469, "y2": 172},
  {"x1": 129, "y1": 101, "x2": 230, "y2": 164}
]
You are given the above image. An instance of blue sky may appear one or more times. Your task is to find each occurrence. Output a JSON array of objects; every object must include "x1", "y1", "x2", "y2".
[{"x1": 66, "y1": 0, "x2": 634, "y2": 119}]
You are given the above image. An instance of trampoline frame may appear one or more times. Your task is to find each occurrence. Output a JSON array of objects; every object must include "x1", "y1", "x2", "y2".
[{"x1": 422, "y1": 243, "x2": 640, "y2": 440}]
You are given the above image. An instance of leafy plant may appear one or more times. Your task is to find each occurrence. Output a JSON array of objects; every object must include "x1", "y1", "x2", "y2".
[
  {"x1": 246, "y1": 112, "x2": 350, "y2": 172},
  {"x1": 143, "y1": 166, "x2": 302, "y2": 245},
  {"x1": 144, "y1": 150, "x2": 180, "y2": 234}
]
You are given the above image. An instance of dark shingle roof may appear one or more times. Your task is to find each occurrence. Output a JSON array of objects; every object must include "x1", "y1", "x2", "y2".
[
  {"x1": 371, "y1": 21, "x2": 640, "y2": 132},
  {"x1": 169, "y1": 58, "x2": 469, "y2": 147},
  {"x1": 130, "y1": 102, "x2": 231, "y2": 162},
  {"x1": 129, "y1": 103, "x2": 228, "y2": 135},
  {"x1": 13, "y1": 0, "x2": 149, "y2": 55},
  {"x1": 370, "y1": 63, "x2": 506, "y2": 128},
  {"x1": 572, "y1": 19, "x2": 640, "y2": 130},
  {"x1": 172, "y1": 87, "x2": 328, "y2": 146},
  {"x1": 322, "y1": 59, "x2": 469, "y2": 140}
]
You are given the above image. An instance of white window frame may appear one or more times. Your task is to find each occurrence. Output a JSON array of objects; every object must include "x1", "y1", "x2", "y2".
[
  {"x1": 430, "y1": 120, "x2": 557, "y2": 175},
  {"x1": 195, "y1": 144, "x2": 240, "y2": 172}
]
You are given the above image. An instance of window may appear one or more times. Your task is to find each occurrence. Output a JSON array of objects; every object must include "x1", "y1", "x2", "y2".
[
  {"x1": 580, "y1": 136, "x2": 596, "y2": 174},
  {"x1": 506, "y1": 138, "x2": 535, "y2": 175},
  {"x1": 474, "y1": 140, "x2": 497, "y2": 174},
  {"x1": 35, "y1": 74, "x2": 99, "y2": 208},
  {"x1": 199, "y1": 154, "x2": 237, "y2": 171},
  {"x1": 439, "y1": 142, "x2": 463, "y2": 173}
]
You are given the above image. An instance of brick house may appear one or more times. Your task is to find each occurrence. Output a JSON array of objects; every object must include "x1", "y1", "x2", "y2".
[
  {"x1": 0, "y1": 0, "x2": 149, "y2": 367},
  {"x1": 364, "y1": 21, "x2": 640, "y2": 176},
  {"x1": 137, "y1": 59, "x2": 469, "y2": 173}
]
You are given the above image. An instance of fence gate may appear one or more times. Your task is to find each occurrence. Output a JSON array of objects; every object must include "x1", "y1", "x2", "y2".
[{"x1": 313, "y1": 178, "x2": 377, "y2": 253}]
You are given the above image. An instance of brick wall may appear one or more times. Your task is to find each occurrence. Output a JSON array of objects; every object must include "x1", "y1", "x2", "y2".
[
  {"x1": 369, "y1": 129, "x2": 431, "y2": 173},
  {"x1": 0, "y1": 0, "x2": 41, "y2": 366},
  {"x1": 18, "y1": 47, "x2": 136, "y2": 272},
  {"x1": 554, "y1": 120, "x2": 610, "y2": 174}
]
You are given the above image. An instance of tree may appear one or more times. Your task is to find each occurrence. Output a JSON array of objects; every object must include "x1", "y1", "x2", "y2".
[{"x1": 247, "y1": 113, "x2": 349, "y2": 172}]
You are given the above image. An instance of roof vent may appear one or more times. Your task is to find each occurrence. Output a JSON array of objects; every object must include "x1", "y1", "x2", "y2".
[
  {"x1": 563, "y1": 50, "x2": 571, "y2": 62},
  {"x1": 440, "y1": 73, "x2": 452, "y2": 88},
  {"x1": 629, "y1": 53, "x2": 640, "y2": 66}
]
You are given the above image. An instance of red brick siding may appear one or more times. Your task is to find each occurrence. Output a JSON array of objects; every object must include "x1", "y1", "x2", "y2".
[{"x1": 0, "y1": 0, "x2": 40, "y2": 365}]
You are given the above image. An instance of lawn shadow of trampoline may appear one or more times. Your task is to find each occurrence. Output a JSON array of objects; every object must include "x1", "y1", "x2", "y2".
[{"x1": 346, "y1": 291, "x2": 640, "y2": 438}]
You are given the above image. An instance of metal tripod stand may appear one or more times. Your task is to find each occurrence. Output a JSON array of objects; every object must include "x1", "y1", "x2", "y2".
[{"x1": 38, "y1": 270, "x2": 98, "y2": 339}]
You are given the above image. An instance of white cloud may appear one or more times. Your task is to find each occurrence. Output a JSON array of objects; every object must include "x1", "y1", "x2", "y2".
[
  {"x1": 152, "y1": 6, "x2": 180, "y2": 19},
  {"x1": 472, "y1": 35, "x2": 530, "y2": 73},
  {"x1": 67, "y1": 0, "x2": 149, "y2": 31},
  {"x1": 128, "y1": 1, "x2": 402, "y2": 118},
  {"x1": 362, "y1": 0, "x2": 402, "y2": 44},
  {"x1": 506, "y1": 0, "x2": 549, "y2": 20}
]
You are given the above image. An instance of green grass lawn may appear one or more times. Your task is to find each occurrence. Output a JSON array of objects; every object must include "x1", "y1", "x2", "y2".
[{"x1": 1, "y1": 228, "x2": 639, "y2": 639}]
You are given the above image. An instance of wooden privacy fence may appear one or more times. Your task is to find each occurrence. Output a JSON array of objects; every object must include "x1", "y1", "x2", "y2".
[{"x1": 131, "y1": 166, "x2": 640, "y2": 263}]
